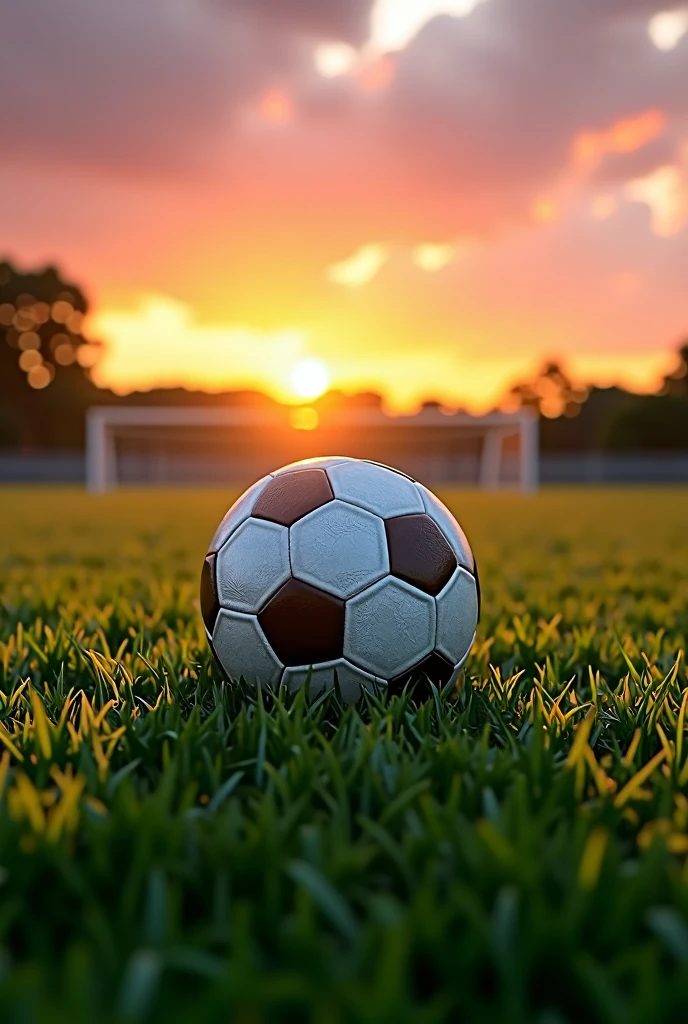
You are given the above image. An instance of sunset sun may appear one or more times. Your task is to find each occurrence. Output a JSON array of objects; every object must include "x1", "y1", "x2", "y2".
[{"x1": 290, "y1": 358, "x2": 330, "y2": 400}]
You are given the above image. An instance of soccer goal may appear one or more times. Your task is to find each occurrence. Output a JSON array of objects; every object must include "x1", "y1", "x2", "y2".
[{"x1": 85, "y1": 405, "x2": 539, "y2": 493}]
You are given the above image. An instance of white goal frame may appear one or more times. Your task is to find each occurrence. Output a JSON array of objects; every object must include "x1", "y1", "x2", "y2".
[{"x1": 85, "y1": 406, "x2": 538, "y2": 494}]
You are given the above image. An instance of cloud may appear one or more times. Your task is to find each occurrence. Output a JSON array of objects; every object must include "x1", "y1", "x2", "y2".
[
  {"x1": 648, "y1": 8, "x2": 688, "y2": 50},
  {"x1": 413, "y1": 244, "x2": 456, "y2": 272},
  {"x1": 328, "y1": 244, "x2": 388, "y2": 286},
  {"x1": 592, "y1": 133, "x2": 680, "y2": 185},
  {"x1": 204, "y1": 0, "x2": 688, "y2": 265},
  {"x1": 4, "y1": 0, "x2": 688, "y2": 292},
  {"x1": 626, "y1": 145, "x2": 688, "y2": 235},
  {"x1": 0, "y1": 0, "x2": 242, "y2": 172},
  {"x1": 1, "y1": 0, "x2": 688, "y2": 407},
  {"x1": 92, "y1": 294, "x2": 307, "y2": 397},
  {"x1": 221, "y1": 0, "x2": 374, "y2": 46},
  {"x1": 573, "y1": 110, "x2": 667, "y2": 171},
  {"x1": 0, "y1": 0, "x2": 373, "y2": 174},
  {"x1": 3, "y1": 0, "x2": 688, "y2": 234}
]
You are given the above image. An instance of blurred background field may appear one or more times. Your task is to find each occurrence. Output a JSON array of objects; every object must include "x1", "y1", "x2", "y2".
[
  {"x1": 2, "y1": 487, "x2": 688, "y2": 657},
  {"x1": 0, "y1": 486, "x2": 687, "y2": 1022},
  {"x1": 2, "y1": 489, "x2": 683, "y2": 663}
]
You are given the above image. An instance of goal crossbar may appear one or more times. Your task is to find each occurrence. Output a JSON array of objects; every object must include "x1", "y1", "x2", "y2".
[{"x1": 86, "y1": 406, "x2": 539, "y2": 494}]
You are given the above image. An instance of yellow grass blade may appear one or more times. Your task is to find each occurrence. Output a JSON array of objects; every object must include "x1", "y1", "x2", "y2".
[
  {"x1": 567, "y1": 707, "x2": 596, "y2": 767},
  {"x1": 46, "y1": 774, "x2": 86, "y2": 842},
  {"x1": 583, "y1": 746, "x2": 616, "y2": 797},
  {"x1": 614, "y1": 749, "x2": 667, "y2": 808},
  {"x1": 622, "y1": 729, "x2": 642, "y2": 767},
  {"x1": 578, "y1": 828, "x2": 608, "y2": 890},
  {"x1": 12, "y1": 773, "x2": 46, "y2": 832},
  {"x1": 29, "y1": 688, "x2": 52, "y2": 759},
  {"x1": 676, "y1": 686, "x2": 688, "y2": 774},
  {"x1": 0, "y1": 722, "x2": 24, "y2": 762},
  {"x1": 0, "y1": 751, "x2": 10, "y2": 796}
]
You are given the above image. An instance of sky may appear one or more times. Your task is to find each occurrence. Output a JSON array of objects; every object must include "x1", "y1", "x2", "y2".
[{"x1": 1, "y1": 0, "x2": 688, "y2": 411}]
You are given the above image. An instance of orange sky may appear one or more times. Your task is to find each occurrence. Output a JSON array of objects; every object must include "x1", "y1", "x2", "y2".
[{"x1": 2, "y1": 0, "x2": 688, "y2": 411}]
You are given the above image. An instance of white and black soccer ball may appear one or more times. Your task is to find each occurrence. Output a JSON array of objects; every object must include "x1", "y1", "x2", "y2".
[{"x1": 201, "y1": 457, "x2": 480, "y2": 702}]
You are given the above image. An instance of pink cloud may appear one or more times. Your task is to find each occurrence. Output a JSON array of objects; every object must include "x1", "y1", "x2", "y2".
[{"x1": 0, "y1": 0, "x2": 687, "y2": 403}]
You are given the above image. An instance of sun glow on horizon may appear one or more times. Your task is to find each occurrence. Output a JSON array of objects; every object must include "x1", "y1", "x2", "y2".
[
  {"x1": 91, "y1": 294, "x2": 307, "y2": 400},
  {"x1": 290, "y1": 358, "x2": 330, "y2": 400},
  {"x1": 87, "y1": 292, "x2": 673, "y2": 419}
]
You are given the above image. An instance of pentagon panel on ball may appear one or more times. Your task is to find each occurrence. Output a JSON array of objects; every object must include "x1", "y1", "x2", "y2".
[
  {"x1": 415, "y1": 481, "x2": 474, "y2": 570},
  {"x1": 344, "y1": 576, "x2": 436, "y2": 680},
  {"x1": 259, "y1": 578, "x2": 345, "y2": 666},
  {"x1": 215, "y1": 518, "x2": 290, "y2": 614},
  {"x1": 212, "y1": 610, "x2": 283, "y2": 690},
  {"x1": 252, "y1": 469, "x2": 333, "y2": 526},
  {"x1": 385, "y1": 513, "x2": 457, "y2": 595},
  {"x1": 436, "y1": 566, "x2": 479, "y2": 667},
  {"x1": 290, "y1": 500, "x2": 389, "y2": 599},
  {"x1": 327, "y1": 460, "x2": 424, "y2": 518}
]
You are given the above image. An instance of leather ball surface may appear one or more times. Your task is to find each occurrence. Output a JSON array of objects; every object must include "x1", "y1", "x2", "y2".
[{"x1": 201, "y1": 457, "x2": 480, "y2": 702}]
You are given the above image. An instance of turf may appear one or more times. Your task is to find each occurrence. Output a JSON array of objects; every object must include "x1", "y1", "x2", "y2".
[{"x1": 1, "y1": 486, "x2": 687, "y2": 1024}]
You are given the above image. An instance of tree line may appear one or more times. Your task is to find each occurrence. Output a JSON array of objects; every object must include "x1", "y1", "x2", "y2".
[{"x1": 1, "y1": 259, "x2": 687, "y2": 453}]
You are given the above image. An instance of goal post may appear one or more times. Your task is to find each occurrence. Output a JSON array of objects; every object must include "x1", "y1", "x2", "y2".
[{"x1": 85, "y1": 405, "x2": 539, "y2": 494}]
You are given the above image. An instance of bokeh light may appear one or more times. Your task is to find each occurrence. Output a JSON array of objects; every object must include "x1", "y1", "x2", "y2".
[
  {"x1": 18, "y1": 331, "x2": 41, "y2": 351},
  {"x1": 51, "y1": 300, "x2": 74, "y2": 324},
  {"x1": 33, "y1": 302, "x2": 51, "y2": 324},
  {"x1": 67, "y1": 311, "x2": 83, "y2": 333},
  {"x1": 13, "y1": 308, "x2": 36, "y2": 331},
  {"x1": 259, "y1": 90, "x2": 293, "y2": 123},
  {"x1": 54, "y1": 343, "x2": 76, "y2": 365},
  {"x1": 19, "y1": 349, "x2": 43, "y2": 372},
  {"x1": 27, "y1": 363, "x2": 53, "y2": 389},
  {"x1": 315, "y1": 43, "x2": 357, "y2": 77},
  {"x1": 76, "y1": 344, "x2": 100, "y2": 368},
  {"x1": 0, "y1": 303, "x2": 15, "y2": 327},
  {"x1": 290, "y1": 407, "x2": 319, "y2": 430}
]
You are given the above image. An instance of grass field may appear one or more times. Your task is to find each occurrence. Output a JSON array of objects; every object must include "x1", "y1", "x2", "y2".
[{"x1": 1, "y1": 486, "x2": 688, "y2": 1023}]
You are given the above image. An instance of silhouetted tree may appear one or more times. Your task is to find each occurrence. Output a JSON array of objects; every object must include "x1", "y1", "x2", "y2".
[
  {"x1": 504, "y1": 360, "x2": 656, "y2": 452},
  {"x1": 661, "y1": 341, "x2": 688, "y2": 397},
  {"x1": 0, "y1": 260, "x2": 103, "y2": 448},
  {"x1": 506, "y1": 361, "x2": 589, "y2": 419},
  {"x1": 541, "y1": 386, "x2": 637, "y2": 452},
  {"x1": 313, "y1": 390, "x2": 384, "y2": 413},
  {"x1": 599, "y1": 339, "x2": 688, "y2": 450},
  {"x1": 603, "y1": 395, "x2": 688, "y2": 450}
]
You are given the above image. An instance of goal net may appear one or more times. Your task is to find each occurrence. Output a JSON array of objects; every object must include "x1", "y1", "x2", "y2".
[{"x1": 85, "y1": 406, "x2": 538, "y2": 493}]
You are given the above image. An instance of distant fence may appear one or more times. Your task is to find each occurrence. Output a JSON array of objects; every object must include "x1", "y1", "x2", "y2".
[
  {"x1": 0, "y1": 452, "x2": 85, "y2": 484},
  {"x1": 541, "y1": 453, "x2": 688, "y2": 484},
  {"x1": 1, "y1": 451, "x2": 688, "y2": 485}
]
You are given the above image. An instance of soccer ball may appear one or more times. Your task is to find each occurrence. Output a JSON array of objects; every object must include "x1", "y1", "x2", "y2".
[{"x1": 201, "y1": 457, "x2": 480, "y2": 702}]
